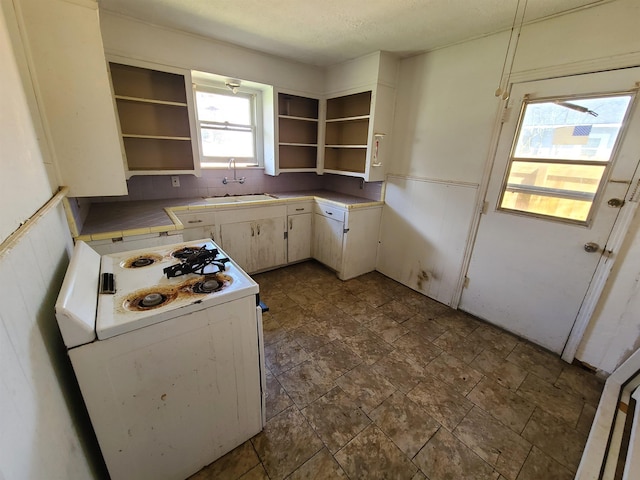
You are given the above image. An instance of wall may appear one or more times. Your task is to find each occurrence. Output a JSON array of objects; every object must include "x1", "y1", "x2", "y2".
[
  {"x1": 0, "y1": 0, "x2": 54, "y2": 240},
  {"x1": 382, "y1": 0, "x2": 640, "y2": 372},
  {"x1": 0, "y1": 2, "x2": 103, "y2": 478},
  {"x1": 100, "y1": 11, "x2": 325, "y2": 96}
]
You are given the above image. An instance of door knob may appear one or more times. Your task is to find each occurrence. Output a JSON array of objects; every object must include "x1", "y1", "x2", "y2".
[
  {"x1": 584, "y1": 242, "x2": 600, "y2": 253},
  {"x1": 607, "y1": 198, "x2": 625, "y2": 208}
]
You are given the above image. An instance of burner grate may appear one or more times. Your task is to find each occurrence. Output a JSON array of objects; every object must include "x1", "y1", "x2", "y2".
[{"x1": 163, "y1": 246, "x2": 230, "y2": 278}]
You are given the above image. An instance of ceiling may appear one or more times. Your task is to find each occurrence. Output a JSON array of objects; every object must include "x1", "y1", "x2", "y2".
[{"x1": 97, "y1": 0, "x2": 606, "y2": 67}]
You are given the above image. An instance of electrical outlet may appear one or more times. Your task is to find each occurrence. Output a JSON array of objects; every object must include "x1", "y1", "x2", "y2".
[{"x1": 171, "y1": 176, "x2": 180, "y2": 187}]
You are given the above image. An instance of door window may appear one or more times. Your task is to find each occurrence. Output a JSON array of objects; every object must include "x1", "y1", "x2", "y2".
[{"x1": 498, "y1": 93, "x2": 634, "y2": 224}]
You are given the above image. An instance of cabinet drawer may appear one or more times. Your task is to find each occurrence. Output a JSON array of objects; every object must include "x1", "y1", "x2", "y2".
[
  {"x1": 287, "y1": 203, "x2": 312, "y2": 215},
  {"x1": 175, "y1": 211, "x2": 216, "y2": 226},
  {"x1": 314, "y1": 203, "x2": 345, "y2": 222}
]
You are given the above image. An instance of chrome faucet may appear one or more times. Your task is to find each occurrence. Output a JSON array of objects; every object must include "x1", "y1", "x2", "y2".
[{"x1": 222, "y1": 158, "x2": 246, "y2": 184}]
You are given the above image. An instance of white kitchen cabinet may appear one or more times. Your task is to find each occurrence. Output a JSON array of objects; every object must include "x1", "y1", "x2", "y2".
[
  {"x1": 323, "y1": 51, "x2": 398, "y2": 182},
  {"x1": 312, "y1": 203, "x2": 345, "y2": 272},
  {"x1": 173, "y1": 210, "x2": 217, "y2": 242},
  {"x1": 312, "y1": 201, "x2": 382, "y2": 280},
  {"x1": 108, "y1": 57, "x2": 201, "y2": 178},
  {"x1": 323, "y1": 85, "x2": 395, "y2": 182},
  {"x1": 218, "y1": 206, "x2": 287, "y2": 273},
  {"x1": 287, "y1": 202, "x2": 313, "y2": 263},
  {"x1": 340, "y1": 206, "x2": 383, "y2": 280},
  {"x1": 266, "y1": 91, "x2": 322, "y2": 176},
  {"x1": 16, "y1": 0, "x2": 127, "y2": 197}
]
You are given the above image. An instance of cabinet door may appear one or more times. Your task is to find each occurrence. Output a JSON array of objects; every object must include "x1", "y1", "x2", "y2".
[
  {"x1": 220, "y1": 221, "x2": 255, "y2": 272},
  {"x1": 340, "y1": 207, "x2": 382, "y2": 280},
  {"x1": 182, "y1": 225, "x2": 216, "y2": 242},
  {"x1": 253, "y1": 217, "x2": 287, "y2": 272},
  {"x1": 220, "y1": 218, "x2": 286, "y2": 273},
  {"x1": 288, "y1": 214, "x2": 312, "y2": 263},
  {"x1": 18, "y1": 0, "x2": 127, "y2": 196},
  {"x1": 312, "y1": 213, "x2": 344, "y2": 272}
]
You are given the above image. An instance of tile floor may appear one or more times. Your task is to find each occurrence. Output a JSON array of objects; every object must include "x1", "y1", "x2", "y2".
[{"x1": 190, "y1": 261, "x2": 604, "y2": 480}]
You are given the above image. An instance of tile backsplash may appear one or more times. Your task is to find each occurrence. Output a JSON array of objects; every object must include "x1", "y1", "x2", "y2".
[{"x1": 90, "y1": 170, "x2": 383, "y2": 203}]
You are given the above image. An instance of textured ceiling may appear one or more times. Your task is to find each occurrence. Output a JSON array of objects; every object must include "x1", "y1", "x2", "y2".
[{"x1": 98, "y1": 0, "x2": 606, "y2": 66}]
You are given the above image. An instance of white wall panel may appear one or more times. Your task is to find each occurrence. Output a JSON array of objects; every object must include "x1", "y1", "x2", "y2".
[
  {"x1": 377, "y1": 176, "x2": 477, "y2": 306},
  {"x1": 0, "y1": 0, "x2": 53, "y2": 242},
  {"x1": 0, "y1": 204, "x2": 100, "y2": 480}
]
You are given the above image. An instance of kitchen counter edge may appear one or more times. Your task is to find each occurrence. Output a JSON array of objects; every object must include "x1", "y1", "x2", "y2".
[{"x1": 76, "y1": 192, "x2": 383, "y2": 241}]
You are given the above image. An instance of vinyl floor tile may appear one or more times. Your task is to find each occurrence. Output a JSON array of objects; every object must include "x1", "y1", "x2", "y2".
[
  {"x1": 521, "y1": 407, "x2": 588, "y2": 472},
  {"x1": 453, "y1": 406, "x2": 531, "y2": 480},
  {"x1": 251, "y1": 406, "x2": 323, "y2": 480},
  {"x1": 334, "y1": 425, "x2": 418, "y2": 480},
  {"x1": 197, "y1": 262, "x2": 603, "y2": 480},
  {"x1": 369, "y1": 391, "x2": 440, "y2": 458},
  {"x1": 467, "y1": 377, "x2": 536, "y2": 433},
  {"x1": 414, "y1": 428, "x2": 499, "y2": 480},
  {"x1": 301, "y1": 386, "x2": 371, "y2": 453}
]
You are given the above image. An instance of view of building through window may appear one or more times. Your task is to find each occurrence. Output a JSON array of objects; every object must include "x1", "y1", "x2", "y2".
[{"x1": 499, "y1": 94, "x2": 633, "y2": 223}]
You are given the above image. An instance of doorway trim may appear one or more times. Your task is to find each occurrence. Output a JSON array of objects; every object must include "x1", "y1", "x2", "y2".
[{"x1": 453, "y1": 60, "x2": 640, "y2": 364}]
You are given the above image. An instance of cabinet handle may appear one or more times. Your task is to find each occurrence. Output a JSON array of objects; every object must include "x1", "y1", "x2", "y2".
[
  {"x1": 187, "y1": 220, "x2": 203, "y2": 224},
  {"x1": 257, "y1": 224, "x2": 261, "y2": 235},
  {"x1": 325, "y1": 211, "x2": 333, "y2": 215},
  {"x1": 251, "y1": 226, "x2": 255, "y2": 237},
  {"x1": 295, "y1": 208, "x2": 304, "y2": 211},
  {"x1": 289, "y1": 218, "x2": 293, "y2": 230}
]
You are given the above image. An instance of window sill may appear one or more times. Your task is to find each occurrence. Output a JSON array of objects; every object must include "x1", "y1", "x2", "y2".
[{"x1": 201, "y1": 164, "x2": 264, "y2": 170}]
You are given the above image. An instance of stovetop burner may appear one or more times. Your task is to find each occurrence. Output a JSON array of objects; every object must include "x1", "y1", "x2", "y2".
[
  {"x1": 163, "y1": 246, "x2": 230, "y2": 278},
  {"x1": 193, "y1": 278, "x2": 221, "y2": 294},
  {"x1": 124, "y1": 287, "x2": 178, "y2": 311},
  {"x1": 122, "y1": 253, "x2": 163, "y2": 269}
]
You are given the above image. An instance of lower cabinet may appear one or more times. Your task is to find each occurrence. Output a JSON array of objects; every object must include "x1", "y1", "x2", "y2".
[
  {"x1": 312, "y1": 201, "x2": 382, "y2": 280},
  {"x1": 288, "y1": 213, "x2": 312, "y2": 263},
  {"x1": 287, "y1": 202, "x2": 313, "y2": 264},
  {"x1": 312, "y1": 212, "x2": 344, "y2": 272},
  {"x1": 174, "y1": 211, "x2": 217, "y2": 242},
  {"x1": 219, "y1": 215, "x2": 287, "y2": 273}
]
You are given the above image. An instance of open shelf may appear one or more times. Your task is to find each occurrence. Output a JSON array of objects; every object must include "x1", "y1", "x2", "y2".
[
  {"x1": 324, "y1": 147, "x2": 367, "y2": 174},
  {"x1": 123, "y1": 137, "x2": 195, "y2": 171},
  {"x1": 326, "y1": 91, "x2": 372, "y2": 120},
  {"x1": 323, "y1": 90, "x2": 373, "y2": 175},
  {"x1": 279, "y1": 145, "x2": 318, "y2": 170},
  {"x1": 276, "y1": 93, "x2": 320, "y2": 172},
  {"x1": 109, "y1": 63, "x2": 187, "y2": 104},
  {"x1": 115, "y1": 99, "x2": 191, "y2": 138},
  {"x1": 109, "y1": 62, "x2": 196, "y2": 174},
  {"x1": 278, "y1": 93, "x2": 319, "y2": 119}
]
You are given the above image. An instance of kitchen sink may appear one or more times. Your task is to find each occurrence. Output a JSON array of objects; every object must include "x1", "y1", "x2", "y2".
[{"x1": 203, "y1": 194, "x2": 277, "y2": 205}]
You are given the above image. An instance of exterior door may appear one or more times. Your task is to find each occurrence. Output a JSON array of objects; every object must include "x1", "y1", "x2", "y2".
[{"x1": 460, "y1": 68, "x2": 640, "y2": 354}]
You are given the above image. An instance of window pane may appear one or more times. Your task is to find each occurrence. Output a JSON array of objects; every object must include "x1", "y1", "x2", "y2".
[
  {"x1": 201, "y1": 128, "x2": 254, "y2": 157},
  {"x1": 504, "y1": 161, "x2": 605, "y2": 196},
  {"x1": 514, "y1": 95, "x2": 632, "y2": 162},
  {"x1": 196, "y1": 91, "x2": 251, "y2": 125},
  {"x1": 501, "y1": 191, "x2": 592, "y2": 222}
]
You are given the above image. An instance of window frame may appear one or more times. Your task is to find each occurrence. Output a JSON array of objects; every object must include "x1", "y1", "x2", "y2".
[
  {"x1": 496, "y1": 90, "x2": 636, "y2": 226},
  {"x1": 194, "y1": 83, "x2": 264, "y2": 168}
]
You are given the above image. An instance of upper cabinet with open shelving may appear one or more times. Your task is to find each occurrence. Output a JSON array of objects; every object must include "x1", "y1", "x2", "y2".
[
  {"x1": 323, "y1": 52, "x2": 398, "y2": 182},
  {"x1": 266, "y1": 92, "x2": 321, "y2": 175},
  {"x1": 108, "y1": 60, "x2": 200, "y2": 177}
]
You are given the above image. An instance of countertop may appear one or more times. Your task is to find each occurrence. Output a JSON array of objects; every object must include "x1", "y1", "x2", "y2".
[{"x1": 77, "y1": 190, "x2": 383, "y2": 241}]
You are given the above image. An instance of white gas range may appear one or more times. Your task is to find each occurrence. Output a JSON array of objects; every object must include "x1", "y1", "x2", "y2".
[{"x1": 55, "y1": 239, "x2": 266, "y2": 480}]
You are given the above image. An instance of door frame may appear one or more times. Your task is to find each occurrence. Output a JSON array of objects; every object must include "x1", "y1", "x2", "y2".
[{"x1": 453, "y1": 58, "x2": 640, "y2": 363}]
